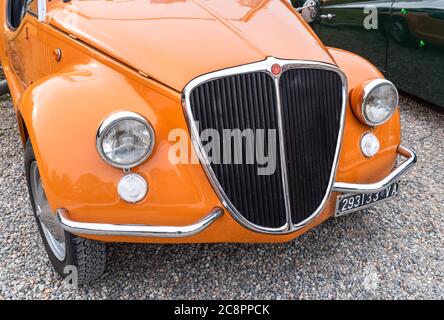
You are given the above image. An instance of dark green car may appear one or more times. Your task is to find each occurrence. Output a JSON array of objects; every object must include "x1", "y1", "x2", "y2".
[{"x1": 291, "y1": 0, "x2": 444, "y2": 107}]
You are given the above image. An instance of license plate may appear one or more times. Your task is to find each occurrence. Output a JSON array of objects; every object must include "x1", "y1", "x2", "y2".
[{"x1": 335, "y1": 182, "x2": 399, "y2": 217}]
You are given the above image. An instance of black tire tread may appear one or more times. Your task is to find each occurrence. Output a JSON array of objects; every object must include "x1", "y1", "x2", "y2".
[
  {"x1": 25, "y1": 138, "x2": 107, "y2": 286},
  {"x1": 71, "y1": 235, "x2": 107, "y2": 285}
]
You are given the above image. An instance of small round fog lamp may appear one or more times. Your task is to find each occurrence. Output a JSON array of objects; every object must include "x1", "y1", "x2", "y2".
[
  {"x1": 117, "y1": 174, "x2": 148, "y2": 203},
  {"x1": 361, "y1": 133, "x2": 380, "y2": 158}
]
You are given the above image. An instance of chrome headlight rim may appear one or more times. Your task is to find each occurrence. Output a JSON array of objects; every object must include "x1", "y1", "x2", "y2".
[
  {"x1": 96, "y1": 111, "x2": 155, "y2": 170},
  {"x1": 361, "y1": 79, "x2": 399, "y2": 126}
]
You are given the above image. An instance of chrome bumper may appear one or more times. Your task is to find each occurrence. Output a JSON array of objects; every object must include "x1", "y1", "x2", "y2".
[
  {"x1": 333, "y1": 145, "x2": 417, "y2": 194},
  {"x1": 56, "y1": 146, "x2": 415, "y2": 238},
  {"x1": 56, "y1": 208, "x2": 223, "y2": 238}
]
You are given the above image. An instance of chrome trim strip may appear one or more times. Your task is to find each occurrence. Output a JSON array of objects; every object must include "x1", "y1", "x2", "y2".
[
  {"x1": 333, "y1": 145, "x2": 417, "y2": 194},
  {"x1": 272, "y1": 74, "x2": 293, "y2": 231},
  {"x1": 37, "y1": 0, "x2": 46, "y2": 22},
  {"x1": 182, "y1": 57, "x2": 348, "y2": 234},
  {"x1": 56, "y1": 208, "x2": 223, "y2": 238}
]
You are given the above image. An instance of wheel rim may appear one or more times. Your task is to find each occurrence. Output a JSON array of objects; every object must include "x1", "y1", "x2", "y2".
[
  {"x1": 391, "y1": 22, "x2": 406, "y2": 43},
  {"x1": 30, "y1": 161, "x2": 66, "y2": 261}
]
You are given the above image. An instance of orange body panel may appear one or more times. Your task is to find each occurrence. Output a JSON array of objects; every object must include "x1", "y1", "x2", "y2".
[
  {"x1": 0, "y1": 0, "x2": 400, "y2": 243},
  {"x1": 47, "y1": 0, "x2": 335, "y2": 91}
]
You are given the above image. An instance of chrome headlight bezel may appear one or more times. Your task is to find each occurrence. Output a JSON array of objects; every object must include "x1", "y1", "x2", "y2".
[
  {"x1": 96, "y1": 111, "x2": 155, "y2": 170},
  {"x1": 360, "y1": 79, "x2": 399, "y2": 126}
]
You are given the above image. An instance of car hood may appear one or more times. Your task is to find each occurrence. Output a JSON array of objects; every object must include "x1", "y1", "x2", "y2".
[{"x1": 48, "y1": 0, "x2": 336, "y2": 91}]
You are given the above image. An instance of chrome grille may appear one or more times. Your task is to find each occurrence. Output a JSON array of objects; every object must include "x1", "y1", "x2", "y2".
[{"x1": 183, "y1": 58, "x2": 347, "y2": 234}]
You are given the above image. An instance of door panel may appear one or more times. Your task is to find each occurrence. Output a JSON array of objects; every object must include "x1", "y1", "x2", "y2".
[
  {"x1": 317, "y1": 0, "x2": 394, "y2": 71},
  {"x1": 4, "y1": 0, "x2": 32, "y2": 89},
  {"x1": 387, "y1": 0, "x2": 444, "y2": 106},
  {"x1": 5, "y1": 0, "x2": 51, "y2": 89}
]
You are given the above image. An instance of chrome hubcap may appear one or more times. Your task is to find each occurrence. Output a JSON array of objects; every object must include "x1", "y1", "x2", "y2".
[{"x1": 30, "y1": 161, "x2": 66, "y2": 261}]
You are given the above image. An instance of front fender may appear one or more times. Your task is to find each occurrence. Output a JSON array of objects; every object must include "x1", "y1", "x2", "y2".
[
  {"x1": 329, "y1": 47, "x2": 401, "y2": 184},
  {"x1": 18, "y1": 63, "x2": 221, "y2": 227}
]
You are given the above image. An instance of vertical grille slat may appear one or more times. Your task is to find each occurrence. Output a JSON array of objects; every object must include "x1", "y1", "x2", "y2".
[{"x1": 187, "y1": 65, "x2": 343, "y2": 231}]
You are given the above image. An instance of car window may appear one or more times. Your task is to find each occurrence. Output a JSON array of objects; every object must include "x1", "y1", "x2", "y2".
[{"x1": 8, "y1": 0, "x2": 27, "y2": 29}]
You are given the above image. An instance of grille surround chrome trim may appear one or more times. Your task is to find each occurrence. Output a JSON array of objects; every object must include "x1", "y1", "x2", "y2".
[
  {"x1": 182, "y1": 57, "x2": 348, "y2": 234},
  {"x1": 273, "y1": 71, "x2": 293, "y2": 230}
]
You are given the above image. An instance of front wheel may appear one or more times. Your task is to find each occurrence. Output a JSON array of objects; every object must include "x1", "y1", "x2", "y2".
[
  {"x1": 389, "y1": 18, "x2": 413, "y2": 46},
  {"x1": 25, "y1": 139, "x2": 107, "y2": 285}
]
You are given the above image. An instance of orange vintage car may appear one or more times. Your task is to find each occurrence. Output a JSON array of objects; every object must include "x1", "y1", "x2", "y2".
[{"x1": 1, "y1": 0, "x2": 416, "y2": 284}]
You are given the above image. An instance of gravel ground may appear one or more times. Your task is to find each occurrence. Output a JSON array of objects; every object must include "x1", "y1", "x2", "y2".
[{"x1": 0, "y1": 92, "x2": 443, "y2": 300}]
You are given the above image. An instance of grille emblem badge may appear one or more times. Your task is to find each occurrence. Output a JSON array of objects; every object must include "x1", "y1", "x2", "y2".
[{"x1": 271, "y1": 63, "x2": 282, "y2": 76}]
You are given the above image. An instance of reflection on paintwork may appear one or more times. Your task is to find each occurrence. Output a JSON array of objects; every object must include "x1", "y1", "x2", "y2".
[
  {"x1": 7, "y1": 41, "x2": 30, "y2": 89},
  {"x1": 62, "y1": 70, "x2": 96, "y2": 82},
  {"x1": 313, "y1": 0, "x2": 444, "y2": 106},
  {"x1": 49, "y1": 171, "x2": 117, "y2": 204},
  {"x1": 318, "y1": 0, "x2": 393, "y2": 70},
  {"x1": 388, "y1": 0, "x2": 444, "y2": 106},
  {"x1": 48, "y1": 0, "x2": 333, "y2": 91}
]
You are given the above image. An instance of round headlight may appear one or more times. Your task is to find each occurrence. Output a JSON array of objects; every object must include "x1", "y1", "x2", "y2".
[
  {"x1": 96, "y1": 112, "x2": 155, "y2": 169},
  {"x1": 353, "y1": 79, "x2": 399, "y2": 126}
]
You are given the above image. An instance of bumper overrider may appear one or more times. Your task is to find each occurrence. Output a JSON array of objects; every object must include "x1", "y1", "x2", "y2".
[{"x1": 56, "y1": 145, "x2": 416, "y2": 238}]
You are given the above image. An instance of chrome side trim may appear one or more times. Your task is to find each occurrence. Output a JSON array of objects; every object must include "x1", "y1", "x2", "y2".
[
  {"x1": 333, "y1": 145, "x2": 417, "y2": 193},
  {"x1": 57, "y1": 208, "x2": 223, "y2": 238},
  {"x1": 182, "y1": 57, "x2": 348, "y2": 234},
  {"x1": 273, "y1": 75, "x2": 293, "y2": 231},
  {"x1": 37, "y1": 0, "x2": 47, "y2": 22}
]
